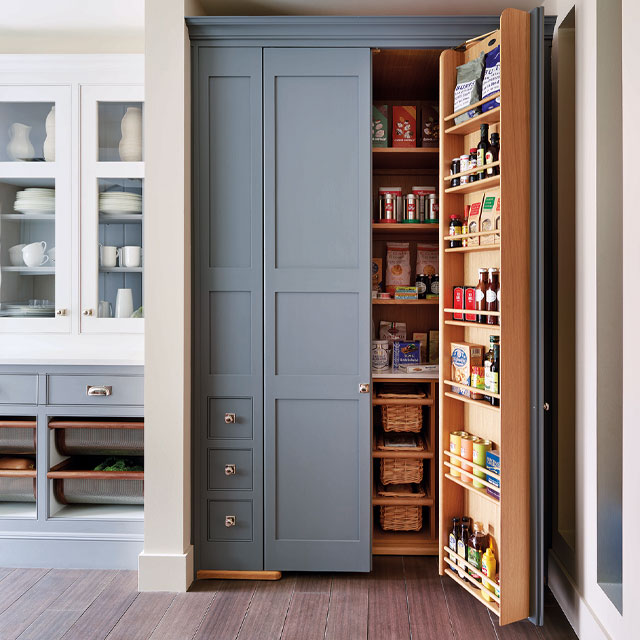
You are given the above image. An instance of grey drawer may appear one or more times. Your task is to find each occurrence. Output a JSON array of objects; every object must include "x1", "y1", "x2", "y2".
[
  {"x1": 207, "y1": 397, "x2": 252, "y2": 440},
  {"x1": 47, "y1": 375, "x2": 143, "y2": 406},
  {"x1": 207, "y1": 500, "x2": 253, "y2": 541},
  {"x1": 0, "y1": 374, "x2": 38, "y2": 405},
  {"x1": 207, "y1": 449, "x2": 252, "y2": 491}
]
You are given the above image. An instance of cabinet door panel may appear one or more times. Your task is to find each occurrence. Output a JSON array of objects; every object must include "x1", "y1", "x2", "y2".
[
  {"x1": 194, "y1": 46, "x2": 263, "y2": 572},
  {"x1": 264, "y1": 48, "x2": 371, "y2": 572}
]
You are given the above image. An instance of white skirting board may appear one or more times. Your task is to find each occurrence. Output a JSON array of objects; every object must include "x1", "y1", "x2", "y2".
[
  {"x1": 138, "y1": 545, "x2": 194, "y2": 592},
  {"x1": 548, "y1": 551, "x2": 611, "y2": 640}
]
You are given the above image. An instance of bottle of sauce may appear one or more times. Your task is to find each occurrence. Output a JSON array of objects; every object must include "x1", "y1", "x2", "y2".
[
  {"x1": 475, "y1": 268, "x2": 488, "y2": 323},
  {"x1": 462, "y1": 204, "x2": 470, "y2": 247},
  {"x1": 449, "y1": 215, "x2": 462, "y2": 248},
  {"x1": 496, "y1": 276, "x2": 500, "y2": 324},
  {"x1": 481, "y1": 545, "x2": 497, "y2": 602},
  {"x1": 486, "y1": 132, "x2": 500, "y2": 176},
  {"x1": 486, "y1": 268, "x2": 499, "y2": 325},
  {"x1": 449, "y1": 517, "x2": 460, "y2": 553},
  {"x1": 467, "y1": 522, "x2": 489, "y2": 582},
  {"x1": 477, "y1": 124, "x2": 489, "y2": 180},
  {"x1": 468, "y1": 148, "x2": 477, "y2": 182},
  {"x1": 457, "y1": 522, "x2": 470, "y2": 580},
  {"x1": 487, "y1": 338, "x2": 500, "y2": 406}
]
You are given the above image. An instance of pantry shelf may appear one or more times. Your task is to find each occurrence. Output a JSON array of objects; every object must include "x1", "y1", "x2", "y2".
[
  {"x1": 444, "y1": 320, "x2": 501, "y2": 331},
  {"x1": 372, "y1": 395, "x2": 433, "y2": 406},
  {"x1": 444, "y1": 391, "x2": 501, "y2": 413},
  {"x1": 0, "y1": 468, "x2": 36, "y2": 478},
  {"x1": 373, "y1": 298, "x2": 439, "y2": 305},
  {"x1": 444, "y1": 93, "x2": 501, "y2": 123},
  {"x1": 373, "y1": 370, "x2": 439, "y2": 382},
  {"x1": 372, "y1": 449, "x2": 434, "y2": 460},
  {"x1": 372, "y1": 491, "x2": 434, "y2": 507},
  {"x1": 1, "y1": 267, "x2": 55, "y2": 275},
  {"x1": 443, "y1": 461, "x2": 500, "y2": 494},
  {"x1": 443, "y1": 379, "x2": 500, "y2": 400},
  {"x1": 372, "y1": 523, "x2": 438, "y2": 556},
  {"x1": 444, "y1": 244, "x2": 501, "y2": 253},
  {"x1": 443, "y1": 106, "x2": 501, "y2": 135},
  {"x1": 372, "y1": 223, "x2": 439, "y2": 233},
  {"x1": 372, "y1": 147, "x2": 439, "y2": 171},
  {"x1": 444, "y1": 160, "x2": 500, "y2": 182},
  {"x1": 443, "y1": 307, "x2": 500, "y2": 318},
  {"x1": 443, "y1": 450, "x2": 500, "y2": 482},
  {"x1": 444, "y1": 175, "x2": 500, "y2": 195},
  {"x1": 443, "y1": 546, "x2": 501, "y2": 593},
  {"x1": 444, "y1": 472, "x2": 500, "y2": 506}
]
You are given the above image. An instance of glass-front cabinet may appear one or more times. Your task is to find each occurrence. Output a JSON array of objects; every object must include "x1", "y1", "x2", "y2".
[
  {"x1": 81, "y1": 86, "x2": 144, "y2": 333},
  {"x1": 0, "y1": 86, "x2": 71, "y2": 332}
]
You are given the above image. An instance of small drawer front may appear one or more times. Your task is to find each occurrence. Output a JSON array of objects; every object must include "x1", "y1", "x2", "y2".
[
  {"x1": 47, "y1": 375, "x2": 143, "y2": 406},
  {"x1": 0, "y1": 375, "x2": 38, "y2": 405},
  {"x1": 207, "y1": 499, "x2": 253, "y2": 541},
  {"x1": 207, "y1": 397, "x2": 252, "y2": 440},
  {"x1": 207, "y1": 449, "x2": 252, "y2": 491}
]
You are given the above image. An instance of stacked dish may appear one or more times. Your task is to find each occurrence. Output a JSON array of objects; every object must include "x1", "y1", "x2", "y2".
[
  {"x1": 99, "y1": 191, "x2": 142, "y2": 215},
  {"x1": 0, "y1": 301, "x2": 55, "y2": 318},
  {"x1": 13, "y1": 188, "x2": 55, "y2": 215}
]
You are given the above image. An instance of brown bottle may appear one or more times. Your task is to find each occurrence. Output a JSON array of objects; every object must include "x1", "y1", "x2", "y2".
[
  {"x1": 467, "y1": 522, "x2": 489, "y2": 582},
  {"x1": 457, "y1": 522, "x2": 470, "y2": 580},
  {"x1": 475, "y1": 268, "x2": 489, "y2": 323},
  {"x1": 487, "y1": 268, "x2": 499, "y2": 325}
]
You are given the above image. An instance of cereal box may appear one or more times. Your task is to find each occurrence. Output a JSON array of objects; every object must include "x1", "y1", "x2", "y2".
[
  {"x1": 413, "y1": 332, "x2": 428, "y2": 363},
  {"x1": 372, "y1": 104, "x2": 389, "y2": 148},
  {"x1": 392, "y1": 106, "x2": 417, "y2": 148},
  {"x1": 420, "y1": 102, "x2": 439, "y2": 148},
  {"x1": 429, "y1": 330, "x2": 439, "y2": 364},
  {"x1": 485, "y1": 451, "x2": 500, "y2": 499},
  {"x1": 450, "y1": 342, "x2": 484, "y2": 396}
]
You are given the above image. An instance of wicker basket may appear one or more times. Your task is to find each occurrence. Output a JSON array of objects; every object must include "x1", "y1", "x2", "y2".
[
  {"x1": 381, "y1": 404, "x2": 423, "y2": 433},
  {"x1": 380, "y1": 505, "x2": 422, "y2": 531},
  {"x1": 380, "y1": 458, "x2": 423, "y2": 485}
]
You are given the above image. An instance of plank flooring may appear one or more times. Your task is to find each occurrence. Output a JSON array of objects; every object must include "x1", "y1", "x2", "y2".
[{"x1": 0, "y1": 558, "x2": 577, "y2": 640}]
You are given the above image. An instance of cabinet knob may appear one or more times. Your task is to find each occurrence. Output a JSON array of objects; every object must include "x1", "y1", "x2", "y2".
[
  {"x1": 359, "y1": 383, "x2": 370, "y2": 394},
  {"x1": 224, "y1": 464, "x2": 236, "y2": 476},
  {"x1": 56, "y1": 309, "x2": 67, "y2": 316},
  {"x1": 83, "y1": 309, "x2": 94, "y2": 316},
  {"x1": 225, "y1": 515, "x2": 236, "y2": 528},
  {"x1": 224, "y1": 413, "x2": 236, "y2": 424}
]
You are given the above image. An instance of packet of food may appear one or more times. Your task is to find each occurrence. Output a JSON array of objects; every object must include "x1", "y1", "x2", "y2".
[
  {"x1": 453, "y1": 54, "x2": 486, "y2": 125},
  {"x1": 385, "y1": 242, "x2": 410, "y2": 294}
]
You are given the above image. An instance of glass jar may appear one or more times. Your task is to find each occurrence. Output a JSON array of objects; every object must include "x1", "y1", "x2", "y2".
[{"x1": 372, "y1": 340, "x2": 390, "y2": 370}]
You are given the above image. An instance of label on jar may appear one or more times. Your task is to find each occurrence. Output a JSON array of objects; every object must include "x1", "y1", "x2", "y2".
[
  {"x1": 449, "y1": 533, "x2": 456, "y2": 551},
  {"x1": 486, "y1": 371, "x2": 499, "y2": 394},
  {"x1": 475, "y1": 289, "x2": 485, "y2": 303},
  {"x1": 477, "y1": 148, "x2": 485, "y2": 166},
  {"x1": 467, "y1": 547, "x2": 483, "y2": 580},
  {"x1": 430, "y1": 280, "x2": 439, "y2": 295},
  {"x1": 416, "y1": 281, "x2": 427, "y2": 295},
  {"x1": 486, "y1": 289, "x2": 497, "y2": 303}
]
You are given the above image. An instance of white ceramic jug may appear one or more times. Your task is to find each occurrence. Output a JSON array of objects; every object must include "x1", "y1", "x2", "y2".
[
  {"x1": 43, "y1": 106, "x2": 55, "y2": 162},
  {"x1": 115, "y1": 288, "x2": 134, "y2": 318},
  {"x1": 118, "y1": 107, "x2": 142, "y2": 161},
  {"x1": 7, "y1": 123, "x2": 35, "y2": 161}
]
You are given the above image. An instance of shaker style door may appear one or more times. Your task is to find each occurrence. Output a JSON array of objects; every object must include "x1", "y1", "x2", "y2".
[
  {"x1": 193, "y1": 47, "x2": 264, "y2": 571},
  {"x1": 263, "y1": 48, "x2": 372, "y2": 572}
]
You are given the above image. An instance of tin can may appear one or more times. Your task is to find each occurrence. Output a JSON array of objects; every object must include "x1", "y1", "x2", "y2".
[
  {"x1": 449, "y1": 430, "x2": 468, "y2": 477},
  {"x1": 378, "y1": 187, "x2": 402, "y2": 222},
  {"x1": 403, "y1": 193, "x2": 419, "y2": 223},
  {"x1": 412, "y1": 186, "x2": 434, "y2": 222},
  {"x1": 460, "y1": 434, "x2": 479, "y2": 484},
  {"x1": 372, "y1": 340, "x2": 390, "y2": 371},
  {"x1": 472, "y1": 438, "x2": 491, "y2": 488},
  {"x1": 427, "y1": 193, "x2": 438, "y2": 222},
  {"x1": 459, "y1": 154, "x2": 470, "y2": 184}
]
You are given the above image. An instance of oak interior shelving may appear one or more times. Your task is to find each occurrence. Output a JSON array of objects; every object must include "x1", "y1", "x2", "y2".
[
  {"x1": 372, "y1": 298, "x2": 438, "y2": 306},
  {"x1": 438, "y1": 9, "x2": 532, "y2": 627}
]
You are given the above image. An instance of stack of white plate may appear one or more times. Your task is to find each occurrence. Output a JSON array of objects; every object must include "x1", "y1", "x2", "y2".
[
  {"x1": 99, "y1": 191, "x2": 142, "y2": 215},
  {"x1": 13, "y1": 188, "x2": 55, "y2": 215}
]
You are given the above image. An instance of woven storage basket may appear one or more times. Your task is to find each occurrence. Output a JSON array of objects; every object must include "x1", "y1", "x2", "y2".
[
  {"x1": 380, "y1": 458, "x2": 423, "y2": 485},
  {"x1": 380, "y1": 505, "x2": 422, "y2": 531},
  {"x1": 381, "y1": 404, "x2": 422, "y2": 433}
]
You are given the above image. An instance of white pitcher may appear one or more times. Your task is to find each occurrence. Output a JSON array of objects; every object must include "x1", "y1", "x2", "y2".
[
  {"x1": 115, "y1": 288, "x2": 134, "y2": 318},
  {"x1": 43, "y1": 106, "x2": 55, "y2": 162},
  {"x1": 6, "y1": 123, "x2": 35, "y2": 161},
  {"x1": 118, "y1": 107, "x2": 142, "y2": 161}
]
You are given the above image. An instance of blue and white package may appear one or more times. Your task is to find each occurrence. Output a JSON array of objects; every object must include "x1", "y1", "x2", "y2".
[
  {"x1": 481, "y1": 46, "x2": 500, "y2": 113},
  {"x1": 392, "y1": 340, "x2": 421, "y2": 369}
]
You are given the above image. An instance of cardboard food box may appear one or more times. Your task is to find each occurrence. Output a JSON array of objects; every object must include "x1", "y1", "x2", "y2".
[
  {"x1": 394, "y1": 286, "x2": 418, "y2": 300},
  {"x1": 413, "y1": 332, "x2": 428, "y2": 363},
  {"x1": 392, "y1": 106, "x2": 417, "y2": 148},
  {"x1": 450, "y1": 341, "x2": 484, "y2": 396},
  {"x1": 392, "y1": 340, "x2": 421, "y2": 369},
  {"x1": 464, "y1": 286, "x2": 477, "y2": 322},
  {"x1": 480, "y1": 192, "x2": 500, "y2": 245},
  {"x1": 453, "y1": 286, "x2": 464, "y2": 320},
  {"x1": 372, "y1": 258, "x2": 383, "y2": 291},
  {"x1": 420, "y1": 102, "x2": 439, "y2": 147},
  {"x1": 372, "y1": 104, "x2": 389, "y2": 148},
  {"x1": 429, "y1": 330, "x2": 439, "y2": 364},
  {"x1": 485, "y1": 451, "x2": 500, "y2": 499},
  {"x1": 380, "y1": 321, "x2": 406, "y2": 342},
  {"x1": 467, "y1": 197, "x2": 483, "y2": 246}
]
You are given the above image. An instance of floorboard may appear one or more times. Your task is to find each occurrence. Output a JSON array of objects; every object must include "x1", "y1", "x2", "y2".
[
  {"x1": 293, "y1": 573, "x2": 332, "y2": 593},
  {"x1": 0, "y1": 569, "x2": 81, "y2": 640},
  {"x1": 236, "y1": 575, "x2": 296, "y2": 640},
  {"x1": 60, "y1": 571, "x2": 139, "y2": 640},
  {"x1": 537, "y1": 605, "x2": 578, "y2": 640},
  {"x1": 280, "y1": 592, "x2": 330, "y2": 640},
  {"x1": 0, "y1": 570, "x2": 14, "y2": 585},
  {"x1": 50, "y1": 570, "x2": 118, "y2": 612},
  {"x1": 0, "y1": 569, "x2": 49, "y2": 618},
  {"x1": 368, "y1": 556, "x2": 411, "y2": 640},
  {"x1": 324, "y1": 574, "x2": 368, "y2": 640},
  {"x1": 16, "y1": 610, "x2": 81, "y2": 640},
  {"x1": 148, "y1": 591, "x2": 215, "y2": 640},
  {"x1": 404, "y1": 557, "x2": 454, "y2": 640},
  {"x1": 106, "y1": 592, "x2": 176, "y2": 640}
]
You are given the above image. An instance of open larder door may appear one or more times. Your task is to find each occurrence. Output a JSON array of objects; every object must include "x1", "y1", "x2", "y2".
[{"x1": 438, "y1": 7, "x2": 545, "y2": 626}]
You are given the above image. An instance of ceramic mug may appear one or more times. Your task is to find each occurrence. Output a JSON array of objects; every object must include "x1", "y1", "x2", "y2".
[
  {"x1": 115, "y1": 288, "x2": 134, "y2": 318},
  {"x1": 118, "y1": 245, "x2": 141, "y2": 268},
  {"x1": 22, "y1": 241, "x2": 49, "y2": 268},
  {"x1": 8, "y1": 244, "x2": 26, "y2": 266},
  {"x1": 99, "y1": 245, "x2": 118, "y2": 268},
  {"x1": 47, "y1": 247, "x2": 56, "y2": 265},
  {"x1": 98, "y1": 300, "x2": 113, "y2": 318}
]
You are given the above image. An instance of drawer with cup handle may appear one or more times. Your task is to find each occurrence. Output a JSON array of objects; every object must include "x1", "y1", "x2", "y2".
[
  {"x1": 207, "y1": 449, "x2": 252, "y2": 491},
  {"x1": 47, "y1": 375, "x2": 143, "y2": 406}
]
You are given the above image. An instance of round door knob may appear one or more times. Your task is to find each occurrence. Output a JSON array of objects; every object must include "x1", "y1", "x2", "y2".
[
  {"x1": 83, "y1": 309, "x2": 93, "y2": 316},
  {"x1": 225, "y1": 515, "x2": 236, "y2": 528},
  {"x1": 56, "y1": 309, "x2": 67, "y2": 316},
  {"x1": 224, "y1": 464, "x2": 236, "y2": 476},
  {"x1": 224, "y1": 413, "x2": 236, "y2": 424}
]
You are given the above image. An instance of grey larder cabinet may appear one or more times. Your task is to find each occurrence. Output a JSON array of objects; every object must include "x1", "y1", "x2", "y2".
[{"x1": 193, "y1": 45, "x2": 372, "y2": 573}]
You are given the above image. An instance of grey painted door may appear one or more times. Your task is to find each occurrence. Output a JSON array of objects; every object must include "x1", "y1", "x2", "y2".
[
  {"x1": 263, "y1": 48, "x2": 372, "y2": 572},
  {"x1": 193, "y1": 46, "x2": 264, "y2": 570}
]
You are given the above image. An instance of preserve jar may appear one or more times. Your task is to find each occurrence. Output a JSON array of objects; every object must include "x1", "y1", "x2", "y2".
[{"x1": 372, "y1": 340, "x2": 390, "y2": 370}]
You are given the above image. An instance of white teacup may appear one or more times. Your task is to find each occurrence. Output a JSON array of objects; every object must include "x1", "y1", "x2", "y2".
[
  {"x1": 99, "y1": 245, "x2": 118, "y2": 268},
  {"x1": 22, "y1": 241, "x2": 49, "y2": 268},
  {"x1": 118, "y1": 245, "x2": 141, "y2": 268},
  {"x1": 46, "y1": 247, "x2": 56, "y2": 265},
  {"x1": 8, "y1": 244, "x2": 26, "y2": 266}
]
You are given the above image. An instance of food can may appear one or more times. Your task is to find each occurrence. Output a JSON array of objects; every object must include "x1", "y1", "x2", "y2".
[
  {"x1": 460, "y1": 434, "x2": 479, "y2": 484},
  {"x1": 472, "y1": 438, "x2": 492, "y2": 488},
  {"x1": 403, "y1": 193, "x2": 419, "y2": 222},
  {"x1": 412, "y1": 186, "x2": 435, "y2": 222},
  {"x1": 449, "y1": 430, "x2": 468, "y2": 477},
  {"x1": 415, "y1": 274, "x2": 428, "y2": 299},
  {"x1": 378, "y1": 187, "x2": 402, "y2": 223},
  {"x1": 459, "y1": 154, "x2": 470, "y2": 184},
  {"x1": 372, "y1": 340, "x2": 390, "y2": 371},
  {"x1": 427, "y1": 193, "x2": 438, "y2": 222}
]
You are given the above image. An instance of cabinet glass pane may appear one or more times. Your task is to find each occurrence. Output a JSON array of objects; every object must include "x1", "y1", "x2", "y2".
[
  {"x1": 0, "y1": 102, "x2": 55, "y2": 162},
  {"x1": 97, "y1": 178, "x2": 143, "y2": 318},
  {"x1": 98, "y1": 102, "x2": 143, "y2": 162},
  {"x1": 0, "y1": 178, "x2": 56, "y2": 317}
]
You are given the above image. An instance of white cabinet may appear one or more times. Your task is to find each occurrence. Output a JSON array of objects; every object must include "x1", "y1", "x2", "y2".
[{"x1": 0, "y1": 55, "x2": 144, "y2": 362}]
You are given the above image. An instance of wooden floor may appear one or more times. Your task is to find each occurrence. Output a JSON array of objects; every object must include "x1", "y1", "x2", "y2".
[{"x1": 0, "y1": 557, "x2": 576, "y2": 640}]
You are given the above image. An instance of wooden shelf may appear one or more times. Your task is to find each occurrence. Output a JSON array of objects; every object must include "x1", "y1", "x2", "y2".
[
  {"x1": 373, "y1": 489, "x2": 433, "y2": 507},
  {"x1": 443, "y1": 461, "x2": 500, "y2": 494},
  {"x1": 443, "y1": 449, "x2": 500, "y2": 482},
  {"x1": 372, "y1": 522, "x2": 437, "y2": 556},
  {"x1": 372, "y1": 147, "x2": 439, "y2": 171},
  {"x1": 373, "y1": 298, "x2": 438, "y2": 305},
  {"x1": 443, "y1": 546, "x2": 501, "y2": 593},
  {"x1": 444, "y1": 93, "x2": 501, "y2": 123},
  {"x1": 0, "y1": 468, "x2": 36, "y2": 478},
  {"x1": 373, "y1": 370, "x2": 439, "y2": 381},
  {"x1": 444, "y1": 244, "x2": 500, "y2": 253},
  {"x1": 444, "y1": 391, "x2": 501, "y2": 413},
  {"x1": 443, "y1": 229, "x2": 500, "y2": 242},
  {"x1": 443, "y1": 307, "x2": 500, "y2": 318},
  {"x1": 373, "y1": 449, "x2": 434, "y2": 460},
  {"x1": 48, "y1": 459, "x2": 143, "y2": 480},
  {"x1": 444, "y1": 106, "x2": 501, "y2": 135},
  {"x1": 372, "y1": 222, "x2": 439, "y2": 233},
  {"x1": 444, "y1": 320, "x2": 501, "y2": 331},
  {"x1": 443, "y1": 569, "x2": 500, "y2": 615},
  {"x1": 443, "y1": 379, "x2": 500, "y2": 400},
  {"x1": 372, "y1": 396, "x2": 433, "y2": 406},
  {"x1": 48, "y1": 420, "x2": 144, "y2": 430},
  {"x1": 444, "y1": 161, "x2": 500, "y2": 182},
  {"x1": 445, "y1": 175, "x2": 500, "y2": 195},
  {"x1": 444, "y1": 472, "x2": 500, "y2": 507}
]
